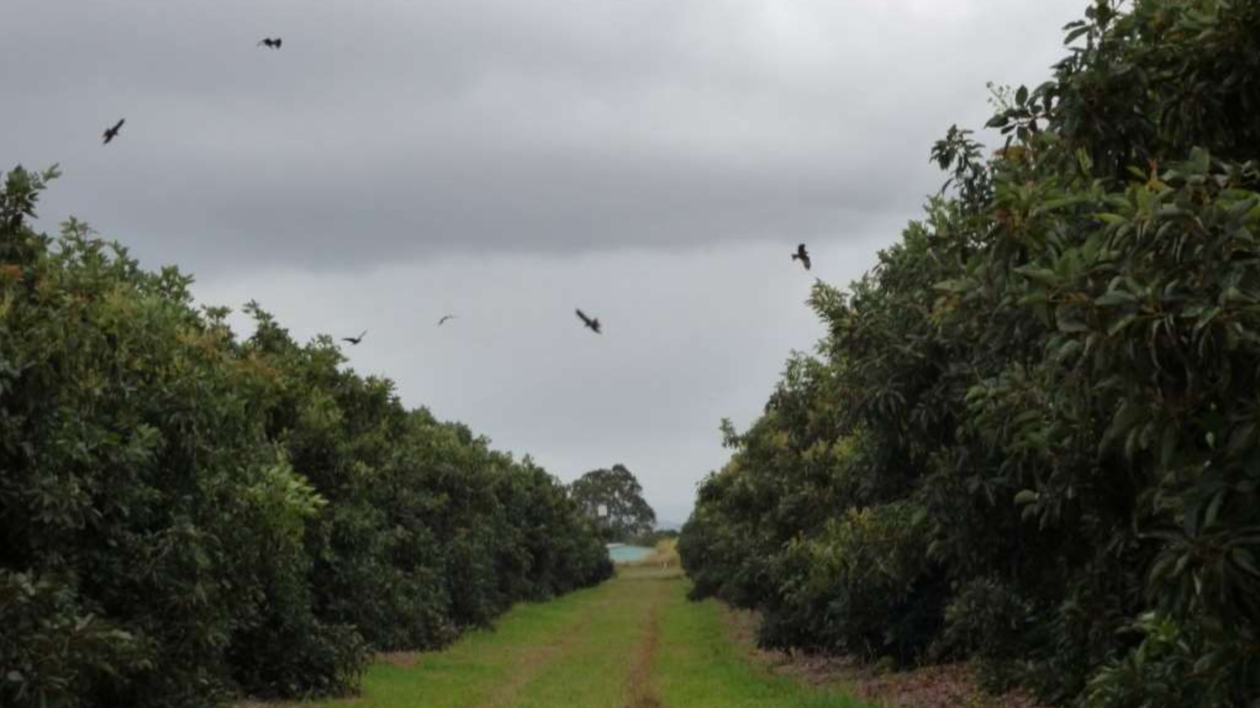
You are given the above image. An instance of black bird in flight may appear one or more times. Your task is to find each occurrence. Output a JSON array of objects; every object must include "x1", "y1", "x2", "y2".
[
  {"x1": 257, "y1": 37, "x2": 283, "y2": 49},
  {"x1": 341, "y1": 330, "x2": 367, "y2": 345},
  {"x1": 437, "y1": 315, "x2": 456, "y2": 326},
  {"x1": 102, "y1": 119, "x2": 125, "y2": 145},
  {"x1": 791, "y1": 243, "x2": 811, "y2": 271},
  {"x1": 575, "y1": 309, "x2": 601, "y2": 334}
]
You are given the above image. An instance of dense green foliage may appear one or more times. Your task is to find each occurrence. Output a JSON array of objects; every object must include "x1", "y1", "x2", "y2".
[
  {"x1": 0, "y1": 168, "x2": 612, "y2": 708},
  {"x1": 569, "y1": 464, "x2": 657, "y2": 542},
  {"x1": 680, "y1": 1, "x2": 1260, "y2": 706}
]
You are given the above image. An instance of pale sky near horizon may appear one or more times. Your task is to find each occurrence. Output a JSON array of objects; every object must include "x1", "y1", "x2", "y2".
[{"x1": 2, "y1": 0, "x2": 1083, "y2": 523}]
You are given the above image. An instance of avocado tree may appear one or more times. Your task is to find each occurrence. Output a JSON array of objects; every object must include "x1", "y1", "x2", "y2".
[
  {"x1": 0, "y1": 166, "x2": 612, "y2": 708},
  {"x1": 569, "y1": 464, "x2": 656, "y2": 542},
  {"x1": 681, "y1": 1, "x2": 1260, "y2": 706}
]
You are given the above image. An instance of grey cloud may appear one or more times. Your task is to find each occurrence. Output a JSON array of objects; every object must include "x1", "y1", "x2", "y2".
[
  {"x1": 6, "y1": 0, "x2": 1083, "y2": 275},
  {"x1": 4, "y1": 0, "x2": 1088, "y2": 519}
]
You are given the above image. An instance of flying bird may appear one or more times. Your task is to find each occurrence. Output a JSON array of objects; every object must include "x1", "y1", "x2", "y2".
[
  {"x1": 341, "y1": 330, "x2": 367, "y2": 345},
  {"x1": 575, "y1": 309, "x2": 601, "y2": 334},
  {"x1": 791, "y1": 243, "x2": 811, "y2": 271},
  {"x1": 437, "y1": 315, "x2": 456, "y2": 326},
  {"x1": 257, "y1": 37, "x2": 283, "y2": 49},
  {"x1": 102, "y1": 119, "x2": 125, "y2": 145}
]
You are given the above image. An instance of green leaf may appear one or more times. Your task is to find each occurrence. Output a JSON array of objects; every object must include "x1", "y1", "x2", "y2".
[
  {"x1": 1057, "y1": 316, "x2": 1090, "y2": 334},
  {"x1": 1160, "y1": 426, "x2": 1178, "y2": 469},
  {"x1": 1185, "y1": 147, "x2": 1211, "y2": 175},
  {"x1": 1231, "y1": 549, "x2": 1260, "y2": 577},
  {"x1": 1064, "y1": 25, "x2": 1091, "y2": 44},
  {"x1": 1108, "y1": 313, "x2": 1140, "y2": 336},
  {"x1": 1015, "y1": 267, "x2": 1059, "y2": 287},
  {"x1": 1204, "y1": 490, "x2": 1225, "y2": 529},
  {"x1": 1056, "y1": 339, "x2": 1083, "y2": 363},
  {"x1": 1227, "y1": 422, "x2": 1256, "y2": 458},
  {"x1": 1194, "y1": 307, "x2": 1222, "y2": 334},
  {"x1": 1095, "y1": 290, "x2": 1138, "y2": 307},
  {"x1": 1104, "y1": 401, "x2": 1147, "y2": 451},
  {"x1": 1018, "y1": 291, "x2": 1050, "y2": 307},
  {"x1": 1036, "y1": 196, "x2": 1086, "y2": 215},
  {"x1": 933, "y1": 279, "x2": 972, "y2": 293}
]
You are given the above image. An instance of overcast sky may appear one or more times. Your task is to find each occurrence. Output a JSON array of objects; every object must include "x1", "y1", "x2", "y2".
[{"x1": 3, "y1": 0, "x2": 1083, "y2": 524}]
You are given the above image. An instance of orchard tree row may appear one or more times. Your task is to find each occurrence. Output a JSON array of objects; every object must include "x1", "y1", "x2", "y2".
[
  {"x1": 0, "y1": 170, "x2": 613, "y2": 708},
  {"x1": 680, "y1": 1, "x2": 1260, "y2": 706}
]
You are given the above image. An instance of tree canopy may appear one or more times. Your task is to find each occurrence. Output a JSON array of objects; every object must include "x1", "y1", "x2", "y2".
[
  {"x1": 680, "y1": 1, "x2": 1260, "y2": 706},
  {"x1": 0, "y1": 169, "x2": 612, "y2": 708},
  {"x1": 569, "y1": 464, "x2": 657, "y2": 542}
]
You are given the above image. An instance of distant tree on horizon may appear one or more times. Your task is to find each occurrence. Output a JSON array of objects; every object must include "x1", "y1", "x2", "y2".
[{"x1": 569, "y1": 464, "x2": 657, "y2": 542}]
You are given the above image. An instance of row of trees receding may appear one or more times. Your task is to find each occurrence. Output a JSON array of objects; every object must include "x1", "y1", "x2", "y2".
[
  {"x1": 680, "y1": 1, "x2": 1260, "y2": 706},
  {"x1": 0, "y1": 169, "x2": 613, "y2": 708}
]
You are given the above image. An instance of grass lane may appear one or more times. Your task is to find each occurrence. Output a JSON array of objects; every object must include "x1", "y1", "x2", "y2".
[
  {"x1": 290, "y1": 547, "x2": 868, "y2": 708},
  {"x1": 303, "y1": 583, "x2": 609, "y2": 708},
  {"x1": 654, "y1": 578, "x2": 865, "y2": 708},
  {"x1": 506, "y1": 570, "x2": 670, "y2": 707}
]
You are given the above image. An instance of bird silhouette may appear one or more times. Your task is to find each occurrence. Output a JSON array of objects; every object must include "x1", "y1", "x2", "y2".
[
  {"x1": 341, "y1": 330, "x2": 367, "y2": 345},
  {"x1": 102, "y1": 119, "x2": 125, "y2": 145},
  {"x1": 575, "y1": 309, "x2": 601, "y2": 334},
  {"x1": 257, "y1": 37, "x2": 283, "y2": 49},
  {"x1": 791, "y1": 243, "x2": 811, "y2": 271},
  {"x1": 437, "y1": 315, "x2": 456, "y2": 326}
]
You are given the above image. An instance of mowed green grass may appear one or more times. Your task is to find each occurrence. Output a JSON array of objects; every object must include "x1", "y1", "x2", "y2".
[
  {"x1": 655, "y1": 581, "x2": 865, "y2": 708},
  {"x1": 297, "y1": 561, "x2": 867, "y2": 708}
]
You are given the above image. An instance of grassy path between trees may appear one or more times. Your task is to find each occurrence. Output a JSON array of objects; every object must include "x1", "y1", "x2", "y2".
[{"x1": 289, "y1": 560, "x2": 867, "y2": 708}]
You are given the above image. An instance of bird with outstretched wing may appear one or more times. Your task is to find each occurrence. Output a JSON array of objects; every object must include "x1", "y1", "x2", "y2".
[
  {"x1": 102, "y1": 118, "x2": 125, "y2": 145},
  {"x1": 575, "y1": 309, "x2": 601, "y2": 334},
  {"x1": 791, "y1": 243, "x2": 811, "y2": 271}
]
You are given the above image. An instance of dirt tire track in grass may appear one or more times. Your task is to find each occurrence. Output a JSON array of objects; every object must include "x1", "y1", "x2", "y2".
[
  {"x1": 474, "y1": 599, "x2": 605, "y2": 708},
  {"x1": 623, "y1": 579, "x2": 669, "y2": 708}
]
